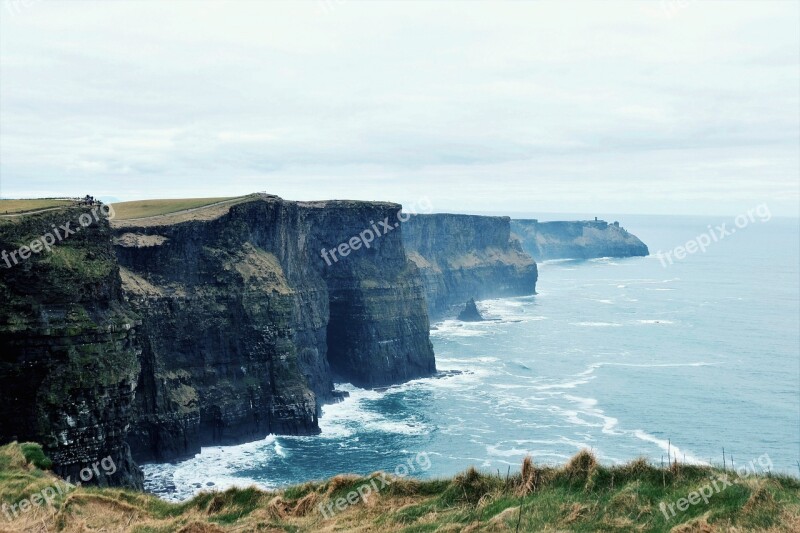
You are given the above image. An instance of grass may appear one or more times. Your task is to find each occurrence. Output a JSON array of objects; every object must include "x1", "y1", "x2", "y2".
[
  {"x1": 18, "y1": 444, "x2": 52, "y2": 471},
  {"x1": 1, "y1": 442, "x2": 798, "y2": 532},
  {"x1": 0, "y1": 199, "x2": 75, "y2": 215},
  {"x1": 110, "y1": 197, "x2": 241, "y2": 220}
]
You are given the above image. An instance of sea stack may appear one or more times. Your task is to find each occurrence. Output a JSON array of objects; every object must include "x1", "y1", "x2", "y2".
[{"x1": 457, "y1": 298, "x2": 484, "y2": 322}]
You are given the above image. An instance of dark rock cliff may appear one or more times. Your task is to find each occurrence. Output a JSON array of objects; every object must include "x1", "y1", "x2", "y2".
[
  {"x1": 300, "y1": 201, "x2": 435, "y2": 389},
  {"x1": 0, "y1": 207, "x2": 143, "y2": 488},
  {"x1": 402, "y1": 214, "x2": 538, "y2": 317},
  {"x1": 510, "y1": 219, "x2": 649, "y2": 261},
  {"x1": 113, "y1": 196, "x2": 435, "y2": 462},
  {"x1": 0, "y1": 195, "x2": 437, "y2": 485}
]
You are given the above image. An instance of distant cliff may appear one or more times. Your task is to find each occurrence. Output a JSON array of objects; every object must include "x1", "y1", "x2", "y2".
[
  {"x1": 510, "y1": 219, "x2": 648, "y2": 261},
  {"x1": 403, "y1": 214, "x2": 537, "y2": 317}
]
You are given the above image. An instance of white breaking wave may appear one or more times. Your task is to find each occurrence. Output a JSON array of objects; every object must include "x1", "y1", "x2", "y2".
[
  {"x1": 141, "y1": 435, "x2": 283, "y2": 502},
  {"x1": 319, "y1": 383, "x2": 429, "y2": 438},
  {"x1": 631, "y1": 430, "x2": 708, "y2": 466},
  {"x1": 539, "y1": 258, "x2": 578, "y2": 266}
]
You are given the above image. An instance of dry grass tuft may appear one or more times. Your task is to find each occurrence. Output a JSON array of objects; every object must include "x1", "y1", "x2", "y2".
[
  {"x1": 205, "y1": 493, "x2": 226, "y2": 515},
  {"x1": 291, "y1": 491, "x2": 320, "y2": 517},
  {"x1": 266, "y1": 495, "x2": 291, "y2": 520},
  {"x1": 516, "y1": 455, "x2": 536, "y2": 497},
  {"x1": 324, "y1": 474, "x2": 361, "y2": 497},
  {"x1": 620, "y1": 457, "x2": 653, "y2": 476},
  {"x1": 454, "y1": 466, "x2": 495, "y2": 504},
  {"x1": 563, "y1": 448, "x2": 598, "y2": 482}
]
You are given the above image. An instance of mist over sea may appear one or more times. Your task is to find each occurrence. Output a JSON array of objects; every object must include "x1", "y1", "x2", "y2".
[{"x1": 143, "y1": 214, "x2": 800, "y2": 501}]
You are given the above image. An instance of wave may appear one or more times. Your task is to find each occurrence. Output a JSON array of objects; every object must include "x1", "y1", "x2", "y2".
[
  {"x1": 141, "y1": 435, "x2": 282, "y2": 502},
  {"x1": 589, "y1": 257, "x2": 619, "y2": 265},
  {"x1": 539, "y1": 258, "x2": 579, "y2": 265},
  {"x1": 631, "y1": 430, "x2": 708, "y2": 466},
  {"x1": 319, "y1": 383, "x2": 430, "y2": 438},
  {"x1": 436, "y1": 356, "x2": 498, "y2": 365},
  {"x1": 577, "y1": 361, "x2": 718, "y2": 378},
  {"x1": 542, "y1": 394, "x2": 708, "y2": 466},
  {"x1": 430, "y1": 320, "x2": 492, "y2": 337}
]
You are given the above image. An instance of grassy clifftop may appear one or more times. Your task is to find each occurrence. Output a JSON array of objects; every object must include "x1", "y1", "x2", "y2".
[
  {"x1": 1, "y1": 443, "x2": 798, "y2": 532},
  {"x1": 110, "y1": 197, "x2": 241, "y2": 220},
  {"x1": 0, "y1": 199, "x2": 76, "y2": 215}
]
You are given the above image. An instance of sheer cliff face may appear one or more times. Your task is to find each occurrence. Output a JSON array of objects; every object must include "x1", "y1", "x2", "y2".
[
  {"x1": 301, "y1": 201, "x2": 435, "y2": 387},
  {"x1": 114, "y1": 196, "x2": 435, "y2": 462},
  {"x1": 510, "y1": 219, "x2": 649, "y2": 261},
  {"x1": 402, "y1": 214, "x2": 538, "y2": 316},
  {"x1": 115, "y1": 200, "x2": 324, "y2": 461},
  {"x1": 0, "y1": 196, "x2": 437, "y2": 483},
  {"x1": 0, "y1": 208, "x2": 143, "y2": 488}
]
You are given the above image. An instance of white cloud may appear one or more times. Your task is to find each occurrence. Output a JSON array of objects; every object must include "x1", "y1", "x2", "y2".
[{"x1": 0, "y1": 0, "x2": 797, "y2": 215}]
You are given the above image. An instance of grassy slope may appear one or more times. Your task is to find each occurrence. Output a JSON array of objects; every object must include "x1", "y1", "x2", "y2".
[
  {"x1": 0, "y1": 199, "x2": 75, "y2": 215},
  {"x1": 110, "y1": 197, "x2": 240, "y2": 220},
  {"x1": 1, "y1": 443, "x2": 798, "y2": 532}
]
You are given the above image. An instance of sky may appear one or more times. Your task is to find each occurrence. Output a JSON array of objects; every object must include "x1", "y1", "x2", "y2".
[{"x1": 0, "y1": 0, "x2": 798, "y2": 216}]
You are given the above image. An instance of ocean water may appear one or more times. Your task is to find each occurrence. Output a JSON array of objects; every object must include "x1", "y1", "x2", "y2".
[{"x1": 143, "y1": 215, "x2": 800, "y2": 501}]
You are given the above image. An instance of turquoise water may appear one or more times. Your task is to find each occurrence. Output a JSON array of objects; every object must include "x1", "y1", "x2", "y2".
[{"x1": 143, "y1": 215, "x2": 800, "y2": 500}]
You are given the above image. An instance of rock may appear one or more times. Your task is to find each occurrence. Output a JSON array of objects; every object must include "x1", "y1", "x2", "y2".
[
  {"x1": 457, "y1": 298, "x2": 484, "y2": 321},
  {"x1": 330, "y1": 390, "x2": 350, "y2": 403},
  {"x1": 0, "y1": 206, "x2": 144, "y2": 489},
  {"x1": 510, "y1": 219, "x2": 649, "y2": 261},
  {"x1": 113, "y1": 196, "x2": 437, "y2": 462},
  {"x1": 0, "y1": 195, "x2": 439, "y2": 482},
  {"x1": 403, "y1": 214, "x2": 538, "y2": 318}
]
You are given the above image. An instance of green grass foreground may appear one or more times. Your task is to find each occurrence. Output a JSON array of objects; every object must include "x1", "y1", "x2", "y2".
[{"x1": 1, "y1": 442, "x2": 798, "y2": 532}]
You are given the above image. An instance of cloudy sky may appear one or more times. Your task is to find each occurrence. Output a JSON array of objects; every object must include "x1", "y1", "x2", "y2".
[{"x1": 1, "y1": 0, "x2": 798, "y2": 216}]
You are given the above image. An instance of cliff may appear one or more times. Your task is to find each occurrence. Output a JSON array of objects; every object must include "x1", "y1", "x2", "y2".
[
  {"x1": 0, "y1": 206, "x2": 143, "y2": 488},
  {"x1": 510, "y1": 219, "x2": 649, "y2": 261},
  {"x1": 402, "y1": 214, "x2": 537, "y2": 317},
  {"x1": 0, "y1": 195, "x2": 436, "y2": 483},
  {"x1": 114, "y1": 195, "x2": 435, "y2": 462}
]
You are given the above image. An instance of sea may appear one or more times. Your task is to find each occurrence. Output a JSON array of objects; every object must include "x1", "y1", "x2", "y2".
[{"x1": 142, "y1": 213, "x2": 800, "y2": 501}]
